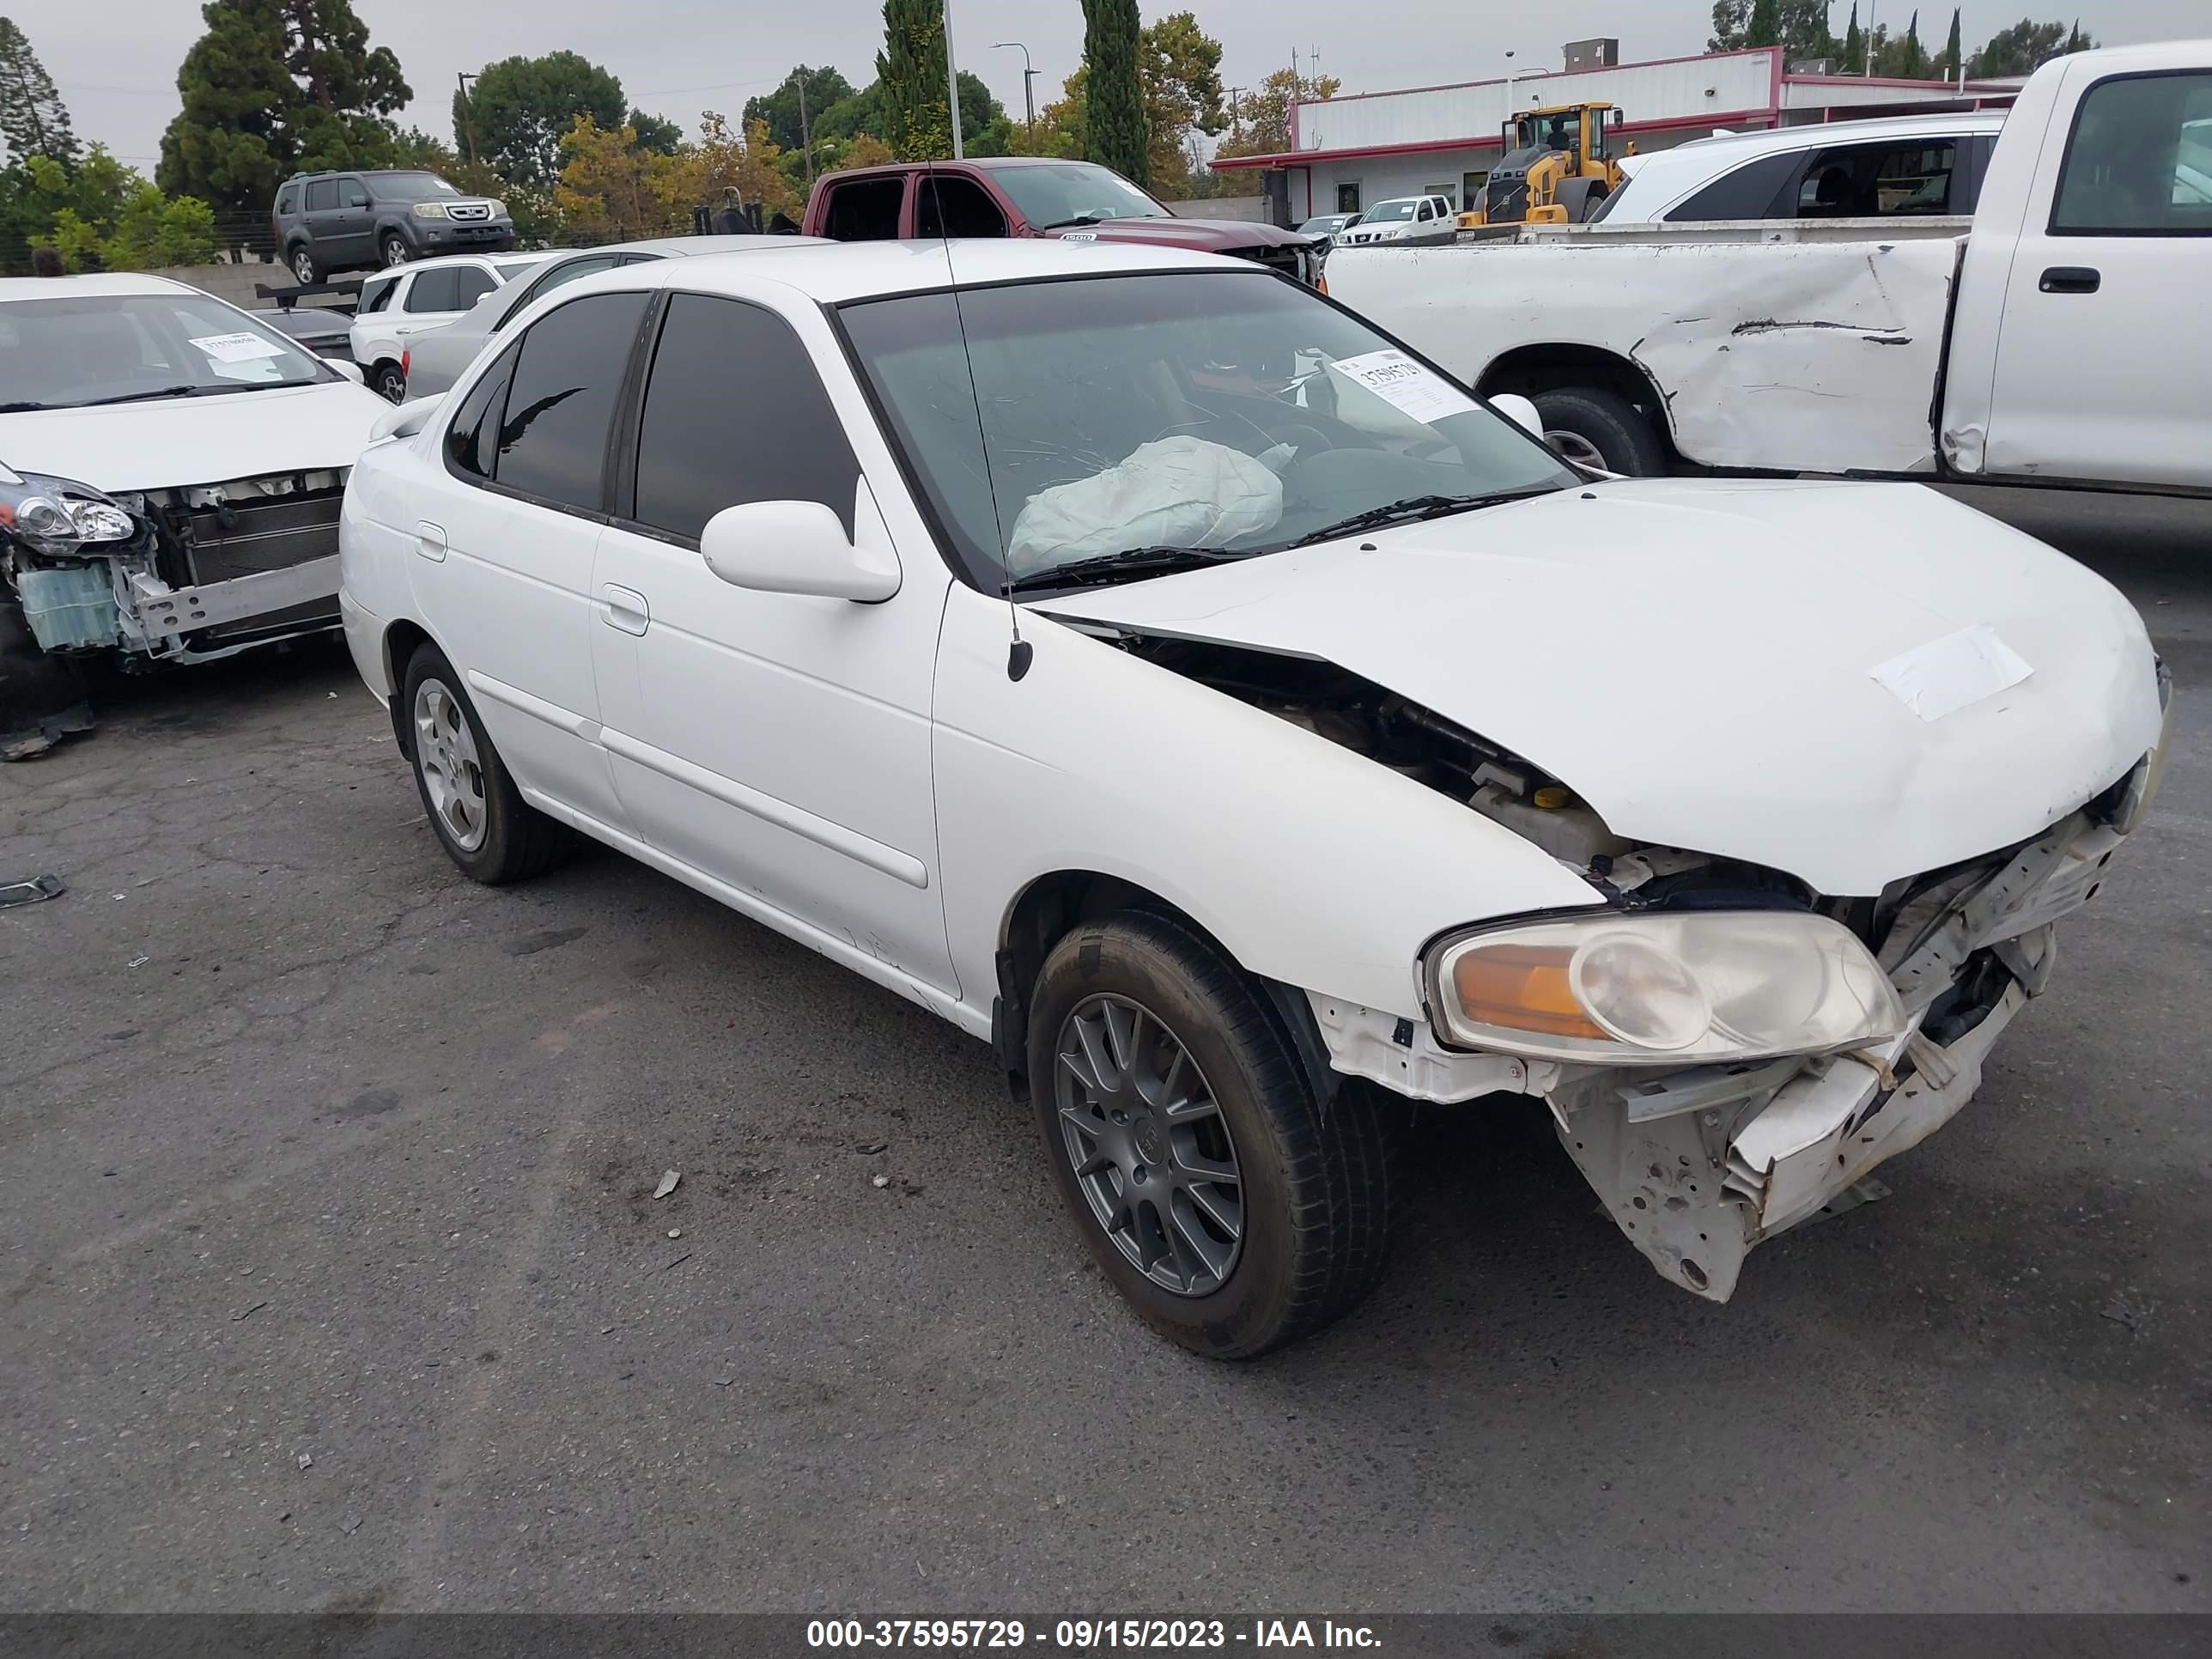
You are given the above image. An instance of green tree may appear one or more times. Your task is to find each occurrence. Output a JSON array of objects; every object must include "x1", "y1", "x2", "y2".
[
  {"x1": 1843, "y1": 2, "x2": 1865, "y2": 70},
  {"x1": 1942, "y1": 8, "x2": 1963, "y2": 78},
  {"x1": 1140, "y1": 11, "x2": 1225, "y2": 193},
  {"x1": 0, "y1": 17, "x2": 79, "y2": 167},
  {"x1": 1210, "y1": 65, "x2": 1339, "y2": 193},
  {"x1": 1898, "y1": 10, "x2": 1926, "y2": 76},
  {"x1": 158, "y1": 0, "x2": 409, "y2": 223},
  {"x1": 744, "y1": 65, "x2": 857, "y2": 155},
  {"x1": 629, "y1": 109, "x2": 683, "y2": 155},
  {"x1": 18, "y1": 147, "x2": 216, "y2": 271},
  {"x1": 877, "y1": 0, "x2": 951, "y2": 161},
  {"x1": 1713, "y1": 0, "x2": 1836, "y2": 58},
  {"x1": 1967, "y1": 17, "x2": 2095, "y2": 77},
  {"x1": 1081, "y1": 0, "x2": 1148, "y2": 186},
  {"x1": 455, "y1": 52, "x2": 627, "y2": 187}
]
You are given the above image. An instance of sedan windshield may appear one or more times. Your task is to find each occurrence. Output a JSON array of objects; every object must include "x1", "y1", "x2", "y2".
[
  {"x1": 839, "y1": 270, "x2": 1576, "y2": 591},
  {"x1": 0, "y1": 292, "x2": 328, "y2": 411},
  {"x1": 991, "y1": 162, "x2": 1170, "y2": 228},
  {"x1": 369, "y1": 171, "x2": 463, "y2": 203}
]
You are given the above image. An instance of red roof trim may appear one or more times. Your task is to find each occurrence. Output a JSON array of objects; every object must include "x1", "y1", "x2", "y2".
[{"x1": 1208, "y1": 108, "x2": 1781, "y2": 172}]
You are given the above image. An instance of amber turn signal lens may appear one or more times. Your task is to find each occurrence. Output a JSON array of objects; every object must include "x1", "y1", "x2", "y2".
[{"x1": 1451, "y1": 943, "x2": 1608, "y2": 1040}]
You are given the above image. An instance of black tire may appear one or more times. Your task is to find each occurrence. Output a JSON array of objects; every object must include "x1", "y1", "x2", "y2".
[
  {"x1": 371, "y1": 359, "x2": 407, "y2": 403},
  {"x1": 288, "y1": 243, "x2": 319, "y2": 285},
  {"x1": 1531, "y1": 385, "x2": 1668, "y2": 477},
  {"x1": 399, "y1": 642, "x2": 569, "y2": 884},
  {"x1": 1028, "y1": 908, "x2": 1395, "y2": 1359},
  {"x1": 380, "y1": 232, "x2": 410, "y2": 268}
]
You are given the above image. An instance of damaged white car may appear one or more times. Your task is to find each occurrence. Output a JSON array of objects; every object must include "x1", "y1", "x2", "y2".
[
  {"x1": 0, "y1": 275, "x2": 388, "y2": 688},
  {"x1": 338, "y1": 242, "x2": 2172, "y2": 1358}
]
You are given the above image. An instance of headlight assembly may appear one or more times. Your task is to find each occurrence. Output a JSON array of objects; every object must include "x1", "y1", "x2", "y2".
[
  {"x1": 410, "y1": 201, "x2": 451, "y2": 219},
  {"x1": 1426, "y1": 910, "x2": 1905, "y2": 1066},
  {"x1": 0, "y1": 471, "x2": 139, "y2": 556}
]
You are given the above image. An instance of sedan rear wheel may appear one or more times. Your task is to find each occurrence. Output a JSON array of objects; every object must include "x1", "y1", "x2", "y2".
[{"x1": 400, "y1": 642, "x2": 571, "y2": 884}]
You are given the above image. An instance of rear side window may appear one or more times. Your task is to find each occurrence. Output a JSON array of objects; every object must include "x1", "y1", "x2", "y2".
[
  {"x1": 2052, "y1": 70, "x2": 2212, "y2": 234},
  {"x1": 304, "y1": 179, "x2": 337, "y2": 212},
  {"x1": 277, "y1": 187, "x2": 296, "y2": 216},
  {"x1": 446, "y1": 344, "x2": 518, "y2": 481},
  {"x1": 522, "y1": 253, "x2": 619, "y2": 307},
  {"x1": 404, "y1": 269, "x2": 459, "y2": 312},
  {"x1": 1793, "y1": 137, "x2": 1961, "y2": 216},
  {"x1": 494, "y1": 292, "x2": 649, "y2": 513},
  {"x1": 629, "y1": 293, "x2": 859, "y2": 542},
  {"x1": 358, "y1": 274, "x2": 398, "y2": 313},
  {"x1": 822, "y1": 175, "x2": 906, "y2": 240}
]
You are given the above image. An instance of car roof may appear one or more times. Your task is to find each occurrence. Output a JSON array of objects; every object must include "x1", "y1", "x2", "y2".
[
  {"x1": 0, "y1": 272, "x2": 199, "y2": 303},
  {"x1": 551, "y1": 238, "x2": 1246, "y2": 307},
  {"x1": 370, "y1": 250, "x2": 553, "y2": 277},
  {"x1": 1671, "y1": 108, "x2": 2008, "y2": 158}
]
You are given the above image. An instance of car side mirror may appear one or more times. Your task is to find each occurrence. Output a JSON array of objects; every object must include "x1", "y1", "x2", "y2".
[
  {"x1": 370, "y1": 394, "x2": 444, "y2": 442},
  {"x1": 699, "y1": 500, "x2": 901, "y2": 603},
  {"x1": 1490, "y1": 393, "x2": 1546, "y2": 442},
  {"x1": 325, "y1": 358, "x2": 366, "y2": 385}
]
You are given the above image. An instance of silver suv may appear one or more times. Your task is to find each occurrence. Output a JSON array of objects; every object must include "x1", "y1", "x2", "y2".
[{"x1": 270, "y1": 170, "x2": 515, "y2": 283}]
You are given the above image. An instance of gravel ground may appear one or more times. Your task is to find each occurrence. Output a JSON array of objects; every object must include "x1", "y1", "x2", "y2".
[{"x1": 1, "y1": 490, "x2": 2206, "y2": 1614}]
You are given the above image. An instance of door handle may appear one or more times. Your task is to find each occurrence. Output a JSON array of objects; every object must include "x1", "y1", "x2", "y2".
[
  {"x1": 2039, "y1": 266, "x2": 2100, "y2": 294},
  {"x1": 415, "y1": 521, "x2": 447, "y2": 562},
  {"x1": 599, "y1": 583, "x2": 650, "y2": 636}
]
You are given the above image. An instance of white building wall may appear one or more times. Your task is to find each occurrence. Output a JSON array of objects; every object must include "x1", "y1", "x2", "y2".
[
  {"x1": 1290, "y1": 125, "x2": 1728, "y2": 218},
  {"x1": 1295, "y1": 52, "x2": 1781, "y2": 153}
]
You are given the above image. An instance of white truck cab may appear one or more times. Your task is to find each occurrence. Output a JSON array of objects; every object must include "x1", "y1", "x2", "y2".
[{"x1": 1337, "y1": 195, "x2": 1456, "y2": 246}]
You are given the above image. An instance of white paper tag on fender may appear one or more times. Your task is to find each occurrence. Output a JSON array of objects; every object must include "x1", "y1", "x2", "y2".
[
  {"x1": 190, "y1": 331, "x2": 287, "y2": 363},
  {"x1": 1869, "y1": 625, "x2": 2033, "y2": 722},
  {"x1": 1328, "y1": 349, "x2": 1480, "y2": 425}
]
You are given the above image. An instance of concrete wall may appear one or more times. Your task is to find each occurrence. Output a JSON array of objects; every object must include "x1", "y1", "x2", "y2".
[
  {"x1": 1164, "y1": 196, "x2": 1270, "y2": 222},
  {"x1": 140, "y1": 261, "x2": 351, "y2": 313}
]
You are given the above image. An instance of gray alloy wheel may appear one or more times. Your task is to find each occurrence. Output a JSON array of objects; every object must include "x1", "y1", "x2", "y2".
[
  {"x1": 289, "y1": 245, "x2": 317, "y2": 284},
  {"x1": 381, "y1": 233, "x2": 410, "y2": 267},
  {"x1": 1051, "y1": 992, "x2": 1245, "y2": 1296},
  {"x1": 1544, "y1": 428, "x2": 1609, "y2": 471},
  {"x1": 411, "y1": 677, "x2": 488, "y2": 853}
]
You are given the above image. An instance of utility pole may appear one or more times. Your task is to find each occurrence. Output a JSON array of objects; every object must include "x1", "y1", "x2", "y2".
[
  {"x1": 994, "y1": 41, "x2": 1037, "y2": 136},
  {"x1": 945, "y1": 0, "x2": 964, "y2": 159},
  {"x1": 456, "y1": 70, "x2": 479, "y2": 165},
  {"x1": 798, "y1": 73, "x2": 815, "y2": 184}
]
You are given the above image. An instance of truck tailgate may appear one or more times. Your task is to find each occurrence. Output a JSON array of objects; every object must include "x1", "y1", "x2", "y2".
[{"x1": 1330, "y1": 236, "x2": 1966, "y2": 474}]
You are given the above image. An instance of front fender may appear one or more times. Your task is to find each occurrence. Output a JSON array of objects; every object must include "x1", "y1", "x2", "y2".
[{"x1": 930, "y1": 585, "x2": 1602, "y2": 1021}]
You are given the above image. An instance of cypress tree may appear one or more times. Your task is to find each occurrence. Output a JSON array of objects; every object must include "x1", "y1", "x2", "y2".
[
  {"x1": 0, "y1": 16, "x2": 80, "y2": 167},
  {"x1": 1899, "y1": 10, "x2": 1925, "y2": 77},
  {"x1": 877, "y1": 0, "x2": 951, "y2": 161},
  {"x1": 1745, "y1": 0, "x2": 1783, "y2": 49},
  {"x1": 1943, "y1": 8, "x2": 1963, "y2": 78},
  {"x1": 1842, "y1": 2, "x2": 1865, "y2": 72},
  {"x1": 1081, "y1": 0, "x2": 1150, "y2": 187}
]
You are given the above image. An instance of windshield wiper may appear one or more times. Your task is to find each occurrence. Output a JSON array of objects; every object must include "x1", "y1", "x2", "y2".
[
  {"x1": 1038, "y1": 212, "x2": 1109, "y2": 230},
  {"x1": 1006, "y1": 545, "x2": 1249, "y2": 594},
  {"x1": 1289, "y1": 488, "x2": 1559, "y2": 548},
  {"x1": 71, "y1": 383, "x2": 269, "y2": 409}
]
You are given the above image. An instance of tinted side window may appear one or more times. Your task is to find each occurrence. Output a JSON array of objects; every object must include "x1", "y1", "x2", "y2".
[
  {"x1": 823, "y1": 176, "x2": 906, "y2": 240},
  {"x1": 277, "y1": 187, "x2": 296, "y2": 216},
  {"x1": 1794, "y1": 138, "x2": 1960, "y2": 217},
  {"x1": 495, "y1": 292, "x2": 649, "y2": 513},
  {"x1": 446, "y1": 345, "x2": 518, "y2": 481},
  {"x1": 405, "y1": 269, "x2": 460, "y2": 312},
  {"x1": 450, "y1": 267, "x2": 499, "y2": 309},
  {"x1": 304, "y1": 179, "x2": 337, "y2": 212},
  {"x1": 523, "y1": 253, "x2": 618, "y2": 307},
  {"x1": 630, "y1": 293, "x2": 860, "y2": 543},
  {"x1": 1665, "y1": 149, "x2": 1803, "y2": 221},
  {"x1": 339, "y1": 178, "x2": 369, "y2": 208},
  {"x1": 359, "y1": 274, "x2": 398, "y2": 313},
  {"x1": 2053, "y1": 71, "x2": 2212, "y2": 234},
  {"x1": 915, "y1": 175, "x2": 1007, "y2": 238}
]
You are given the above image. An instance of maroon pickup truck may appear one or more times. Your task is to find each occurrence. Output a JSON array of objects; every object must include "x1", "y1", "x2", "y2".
[{"x1": 799, "y1": 156, "x2": 1324, "y2": 288}]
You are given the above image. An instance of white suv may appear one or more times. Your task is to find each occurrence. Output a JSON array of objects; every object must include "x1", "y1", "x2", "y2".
[
  {"x1": 349, "y1": 252, "x2": 551, "y2": 400},
  {"x1": 1336, "y1": 194, "x2": 1455, "y2": 245}
]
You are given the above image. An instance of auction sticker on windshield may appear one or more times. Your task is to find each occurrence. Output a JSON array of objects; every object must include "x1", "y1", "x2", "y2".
[
  {"x1": 1330, "y1": 348, "x2": 1479, "y2": 424},
  {"x1": 190, "y1": 331, "x2": 288, "y2": 363}
]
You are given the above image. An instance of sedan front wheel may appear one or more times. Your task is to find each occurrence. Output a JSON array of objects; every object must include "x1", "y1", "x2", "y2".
[{"x1": 1029, "y1": 909, "x2": 1395, "y2": 1359}]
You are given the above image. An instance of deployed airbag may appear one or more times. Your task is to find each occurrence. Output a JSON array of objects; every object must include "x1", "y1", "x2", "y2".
[{"x1": 1006, "y1": 436, "x2": 1284, "y2": 574}]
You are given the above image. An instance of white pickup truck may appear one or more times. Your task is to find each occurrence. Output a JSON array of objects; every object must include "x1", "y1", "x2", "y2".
[{"x1": 1328, "y1": 40, "x2": 2211, "y2": 490}]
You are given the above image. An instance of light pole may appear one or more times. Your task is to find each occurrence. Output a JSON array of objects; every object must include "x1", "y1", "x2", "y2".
[
  {"x1": 456, "y1": 70, "x2": 479, "y2": 165},
  {"x1": 945, "y1": 0, "x2": 964, "y2": 158},
  {"x1": 994, "y1": 41, "x2": 1038, "y2": 136}
]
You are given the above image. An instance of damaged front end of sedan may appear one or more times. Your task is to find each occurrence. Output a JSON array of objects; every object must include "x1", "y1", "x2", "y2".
[
  {"x1": 2, "y1": 461, "x2": 346, "y2": 668},
  {"x1": 1091, "y1": 626, "x2": 2176, "y2": 1303}
]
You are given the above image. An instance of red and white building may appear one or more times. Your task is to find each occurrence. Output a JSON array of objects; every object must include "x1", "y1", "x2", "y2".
[{"x1": 1212, "y1": 42, "x2": 2024, "y2": 219}]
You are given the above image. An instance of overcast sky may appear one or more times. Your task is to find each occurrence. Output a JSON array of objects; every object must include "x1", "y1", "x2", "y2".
[{"x1": 17, "y1": 0, "x2": 2206, "y2": 173}]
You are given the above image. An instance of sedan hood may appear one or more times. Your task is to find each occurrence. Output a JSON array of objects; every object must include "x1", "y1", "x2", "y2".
[
  {"x1": 1037, "y1": 479, "x2": 2162, "y2": 896},
  {"x1": 0, "y1": 379, "x2": 387, "y2": 493}
]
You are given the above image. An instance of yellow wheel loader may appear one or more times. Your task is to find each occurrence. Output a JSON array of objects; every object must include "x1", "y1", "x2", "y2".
[{"x1": 1463, "y1": 102, "x2": 1629, "y2": 228}]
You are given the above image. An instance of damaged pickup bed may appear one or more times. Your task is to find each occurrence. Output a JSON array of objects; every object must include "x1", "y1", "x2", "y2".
[{"x1": 0, "y1": 273, "x2": 388, "y2": 746}]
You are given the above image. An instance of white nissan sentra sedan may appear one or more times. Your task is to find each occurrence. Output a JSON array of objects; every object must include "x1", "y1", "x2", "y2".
[{"x1": 338, "y1": 240, "x2": 2169, "y2": 1358}]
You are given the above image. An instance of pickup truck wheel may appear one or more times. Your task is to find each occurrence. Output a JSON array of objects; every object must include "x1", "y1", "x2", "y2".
[
  {"x1": 401, "y1": 643, "x2": 569, "y2": 884},
  {"x1": 1030, "y1": 909, "x2": 1392, "y2": 1359},
  {"x1": 1532, "y1": 386, "x2": 1668, "y2": 477}
]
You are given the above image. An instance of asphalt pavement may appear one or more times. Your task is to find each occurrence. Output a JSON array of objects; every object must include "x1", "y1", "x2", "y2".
[{"x1": 2, "y1": 489, "x2": 2207, "y2": 1615}]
